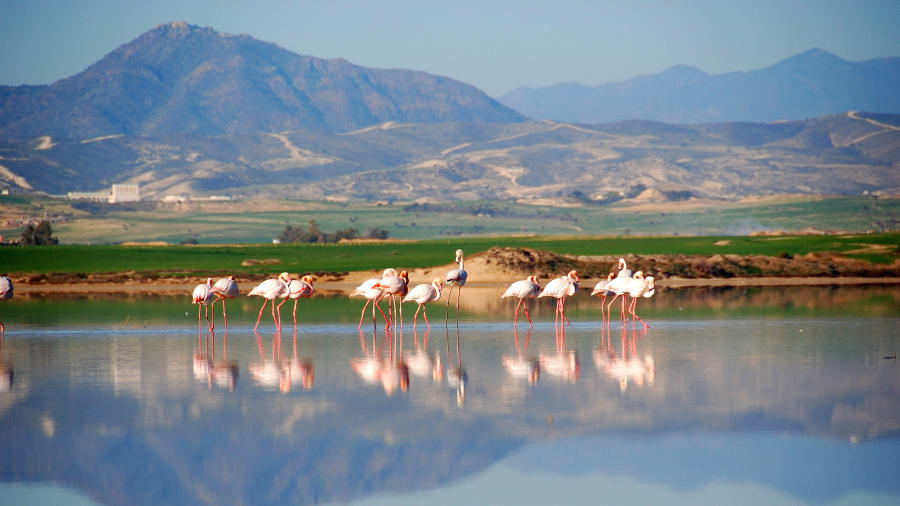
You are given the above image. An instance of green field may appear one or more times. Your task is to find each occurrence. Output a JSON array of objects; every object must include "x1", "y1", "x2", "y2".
[
  {"x1": 1, "y1": 233, "x2": 897, "y2": 276},
  {"x1": 1, "y1": 195, "x2": 897, "y2": 244}
]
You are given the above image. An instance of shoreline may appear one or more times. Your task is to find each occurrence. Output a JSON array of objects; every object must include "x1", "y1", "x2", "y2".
[{"x1": 13, "y1": 275, "x2": 900, "y2": 295}]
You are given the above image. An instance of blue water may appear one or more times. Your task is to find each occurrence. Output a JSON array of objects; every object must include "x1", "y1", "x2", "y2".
[{"x1": 0, "y1": 288, "x2": 898, "y2": 505}]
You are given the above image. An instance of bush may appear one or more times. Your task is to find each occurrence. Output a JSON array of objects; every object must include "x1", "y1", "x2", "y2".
[{"x1": 21, "y1": 220, "x2": 58, "y2": 245}]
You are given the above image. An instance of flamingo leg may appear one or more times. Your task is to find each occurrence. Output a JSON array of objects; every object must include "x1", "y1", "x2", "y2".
[
  {"x1": 293, "y1": 299, "x2": 299, "y2": 328},
  {"x1": 523, "y1": 300, "x2": 533, "y2": 327},
  {"x1": 630, "y1": 297, "x2": 649, "y2": 329},
  {"x1": 209, "y1": 303, "x2": 215, "y2": 332},
  {"x1": 276, "y1": 297, "x2": 289, "y2": 332},
  {"x1": 561, "y1": 297, "x2": 571, "y2": 326},
  {"x1": 413, "y1": 304, "x2": 421, "y2": 330},
  {"x1": 375, "y1": 297, "x2": 390, "y2": 326},
  {"x1": 621, "y1": 296, "x2": 627, "y2": 323},
  {"x1": 221, "y1": 298, "x2": 228, "y2": 331},
  {"x1": 254, "y1": 299, "x2": 268, "y2": 331},
  {"x1": 599, "y1": 295, "x2": 607, "y2": 325},
  {"x1": 513, "y1": 299, "x2": 522, "y2": 327},
  {"x1": 445, "y1": 285, "x2": 454, "y2": 327},
  {"x1": 398, "y1": 295, "x2": 404, "y2": 330},
  {"x1": 606, "y1": 294, "x2": 621, "y2": 324},
  {"x1": 422, "y1": 305, "x2": 431, "y2": 329},
  {"x1": 358, "y1": 299, "x2": 371, "y2": 329},
  {"x1": 455, "y1": 287, "x2": 461, "y2": 328},
  {"x1": 271, "y1": 298, "x2": 280, "y2": 332}
]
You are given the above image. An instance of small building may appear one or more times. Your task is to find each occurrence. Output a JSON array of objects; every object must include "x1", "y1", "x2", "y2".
[
  {"x1": 109, "y1": 184, "x2": 140, "y2": 203},
  {"x1": 67, "y1": 191, "x2": 111, "y2": 201}
]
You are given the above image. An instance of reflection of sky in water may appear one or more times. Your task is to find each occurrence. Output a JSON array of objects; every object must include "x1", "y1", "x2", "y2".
[{"x1": 0, "y1": 287, "x2": 898, "y2": 505}]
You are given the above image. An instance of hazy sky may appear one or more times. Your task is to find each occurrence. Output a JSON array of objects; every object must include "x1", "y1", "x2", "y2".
[{"x1": 1, "y1": 0, "x2": 898, "y2": 97}]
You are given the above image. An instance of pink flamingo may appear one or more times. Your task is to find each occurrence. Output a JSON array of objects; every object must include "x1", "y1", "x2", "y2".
[
  {"x1": 0, "y1": 276, "x2": 12, "y2": 336},
  {"x1": 402, "y1": 278, "x2": 443, "y2": 329},
  {"x1": 279, "y1": 275, "x2": 315, "y2": 329},
  {"x1": 350, "y1": 278, "x2": 391, "y2": 329},
  {"x1": 539, "y1": 270, "x2": 579, "y2": 327},
  {"x1": 191, "y1": 278, "x2": 216, "y2": 330},
  {"x1": 501, "y1": 275, "x2": 541, "y2": 328},
  {"x1": 444, "y1": 249, "x2": 468, "y2": 328},
  {"x1": 625, "y1": 272, "x2": 655, "y2": 329},
  {"x1": 590, "y1": 272, "x2": 615, "y2": 324},
  {"x1": 605, "y1": 258, "x2": 633, "y2": 323},
  {"x1": 375, "y1": 269, "x2": 409, "y2": 329},
  {"x1": 211, "y1": 275, "x2": 239, "y2": 331},
  {"x1": 248, "y1": 272, "x2": 291, "y2": 332}
]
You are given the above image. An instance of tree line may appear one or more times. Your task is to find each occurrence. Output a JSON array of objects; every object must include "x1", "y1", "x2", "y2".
[{"x1": 277, "y1": 220, "x2": 388, "y2": 244}]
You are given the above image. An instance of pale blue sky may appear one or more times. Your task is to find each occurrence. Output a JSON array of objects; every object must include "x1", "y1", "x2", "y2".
[{"x1": 1, "y1": 0, "x2": 898, "y2": 96}]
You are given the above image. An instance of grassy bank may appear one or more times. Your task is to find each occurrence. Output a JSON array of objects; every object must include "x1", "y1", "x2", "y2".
[{"x1": 1, "y1": 233, "x2": 897, "y2": 276}]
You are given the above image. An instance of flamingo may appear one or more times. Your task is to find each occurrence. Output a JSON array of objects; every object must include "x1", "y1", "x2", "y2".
[
  {"x1": 501, "y1": 275, "x2": 541, "y2": 328},
  {"x1": 248, "y1": 272, "x2": 291, "y2": 332},
  {"x1": 625, "y1": 272, "x2": 655, "y2": 329},
  {"x1": 402, "y1": 278, "x2": 443, "y2": 329},
  {"x1": 539, "y1": 270, "x2": 579, "y2": 327},
  {"x1": 503, "y1": 327, "x2": 540, "y2": 385},
  {"x1": 211, "y1": 275, "x2": 239, "y2": 331},
  {"x1": 445, "y1": 249, "x2": 468, "y2": 328},
  {"x1": 0, "y1": 276, "x2": 12, "y2": 335},
  {"x1": 280, "y1": 275, "x2": 315, "y2": 328},
  {"x1": 375, "y1": 269, "x2": 409, "y2": 330},
  {"x1": 590, "y1": 272, "x2": 615, "y2": 324},
  {"x1": 605, "y1": 258, "x2": 634, "y2": 323},
  {"x1": 349, "y1": 278, "x2": 391, "y2": 329},
  {"x1": 191, "y1": 278, "x2": 217, "y2": 330}
]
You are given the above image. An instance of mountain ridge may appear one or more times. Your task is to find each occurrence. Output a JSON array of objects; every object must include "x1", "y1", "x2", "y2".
[
  {"x1": 498, "y1": 49, "x2": 900, "y2": 124},
  {"x1": 0, "y1": 21, "x2": 524, "y2": 138}
]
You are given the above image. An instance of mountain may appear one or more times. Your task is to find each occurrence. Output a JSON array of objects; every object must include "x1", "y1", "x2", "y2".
[
  {"x1": 0, "y1": 22, "x2": 524, "y2": 138},
  {"x1": 497, "y1": 49, "x2": 900, "y2": 124},
  {"x1": 1, "y1": 112, "x2": 897, "y2": 200}
]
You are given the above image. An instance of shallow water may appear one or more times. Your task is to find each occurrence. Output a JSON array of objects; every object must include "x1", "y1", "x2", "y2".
[{"x1": 0, "y1": 286, "x2": 898, "y2": 505}]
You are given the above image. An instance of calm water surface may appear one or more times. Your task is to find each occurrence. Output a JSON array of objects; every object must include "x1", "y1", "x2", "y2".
[{"x1": 0, "y1": 286, "x2": 898, "y2": 505}]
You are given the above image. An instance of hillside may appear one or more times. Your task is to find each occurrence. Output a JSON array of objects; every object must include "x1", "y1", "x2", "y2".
[
  {"x1": 0, "y1": 112, "x2": 898, "y2": 200},
  {"x1": 0, "y1": 22, "x2": 523, "y2": 138},
  {"x1": 498, "y1": 49, "x2": 900, "y2": 124}
]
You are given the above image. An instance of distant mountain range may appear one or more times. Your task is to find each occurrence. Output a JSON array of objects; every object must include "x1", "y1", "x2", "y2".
[
  {"x1": 0, "y1": 22, "x2": 523, "y2": 138},
  {"x1": 0, "y1": 23, "x2": 898, "y2": 201},
  {"x1": 498, "y1": 49, "x2": 900, "y2": 124}
]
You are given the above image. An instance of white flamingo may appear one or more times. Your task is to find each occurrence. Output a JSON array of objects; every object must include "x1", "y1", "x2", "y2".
[
  {"x1": 280, "y1": 275, "x2": 315, "y2": 328},
  {"x1": 591, "y1": 272, "x2": 615, "y2": 324},
  {"x1": 501, "y1": 275, "x2": 541, "y2": 328},
  {"x1": 445, "y1": 249, "x2": 468, "y2": 328},
  {"x1": 211, "y1": 275, "x2": 239, "y2": 330},
  {"x1": 191, "y1": 278, "x2": 216, "y2": 330},
  {"x1": 605, "y1": 258, "x2": 633, "y2": 323},
  {"x1": 625, "y1": 272, "x2": 655, "y2": 329},
  {"x1": 248, "y1": 272, "x2": 291, "y2": 332},
  {"x1": 349, "y1": 278, "x2": 391, "y2": 329},
  {"x1": 539, "y1": 270, "x2": 579, "y2": 327},
  {"x1": 0, "y1": 276, "x2": 12, "y2": 335},
  {"x1": 402, "y1": 278, "x2": 443, "y2": 329}
]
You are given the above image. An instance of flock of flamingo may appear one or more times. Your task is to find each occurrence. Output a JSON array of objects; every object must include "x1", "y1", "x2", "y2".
[{"x1": 188, "y1": 249, "x2": 656, "y2": 333}]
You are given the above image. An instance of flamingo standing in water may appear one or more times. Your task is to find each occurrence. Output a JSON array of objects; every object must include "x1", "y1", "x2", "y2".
[
  {"x1": 625, "y1": 272, "x2": 655, "y2": 329},
  {"x1": 402, "y1": 278, "x2": 443, "y2": 330},
  {"x1": 192, "y1": 278, "x2": 217, "y2": 330},
  {"x1": 0, "y1": 276, "x2": 12, "y2": 336},
  {"x1": 280, "y1": 275, "x2": 315, "y2": 329},
  {"x1": 349, "y1": 278, "x2": 391, "y2": 329},
  {"x1": 590, "y1": 272, "x2": 615, "y2": 324},
  {"x1": 248, "y1": 272, "x2": 291, "y2": 332},
  {"x1": 605, "y1": 258, "x2": 633, "y2": 323},
  {"x1": 539, "y1": 270, "x2": 579, "y2": 327},
  {"x1": 375, "y1": 269, "x2": 409, "y2": 330},
  {"x1": 501, "y1": 275, "x2": 541, "y2": 328},
  {"x1": 445, "y1": 249, "x2": 468, "y2": 328},
  {"x1": 211, "y1": 275, "x2": 239, "y2": 331}
]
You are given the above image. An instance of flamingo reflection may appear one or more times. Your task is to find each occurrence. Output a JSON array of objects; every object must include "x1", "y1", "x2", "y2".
[
  {"x1": 405, "y1": 327, "x2": 444, "y2": 382},
  {"x1": 594, "y1": 324, "x2": 655, "y2": 391},
  {"x1": 193, "y1": 329, "x2": 238, "y2": 391},
  {"x1": 503, "y1": 326, "x2": 539, "y2": 385},
  {"x1": 282, "y1": 328, "x2": 315, "y2": 391},
  {"x1": 250, "y1": 330, "x2": 290, "y2": 392},
  {"x1": 0, "y1": 341, "x2": 13, "y2": 393},
  {"x1": 445, "y1": 326, "x2": 467, "y2": 405},
  {"x1": 540, "y1": 320, "x2": 580, "y2": 383},
  {"x1": 352, "y1": 327, "x2": 409, "y2": 395}
]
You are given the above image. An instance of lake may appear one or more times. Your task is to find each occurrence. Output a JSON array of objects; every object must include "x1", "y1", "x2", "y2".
[{"x1": 0, "y1": 285, "x2": 898, "y2": 505}]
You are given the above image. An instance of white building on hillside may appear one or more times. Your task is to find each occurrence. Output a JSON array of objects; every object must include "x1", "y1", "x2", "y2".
[{"x1": 110, "y1": 184, "x2": 140, "y2": 203}]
